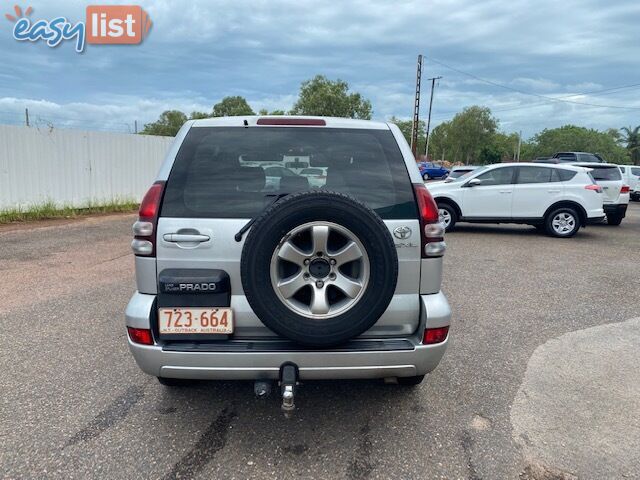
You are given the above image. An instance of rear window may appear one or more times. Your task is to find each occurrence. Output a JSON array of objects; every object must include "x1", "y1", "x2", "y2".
[
  {"x1": 632, "y1": 167, "x2": 640, "y2": 176},
  {"x1": 588, "y1": 166, "x2": 622, "y2": 181},
  {"x1": 161, "y1": 127, "x2": 417, "y2": 219},
  {"x1": 578, "y1": 153, "x2": 602, "y2": 163}
]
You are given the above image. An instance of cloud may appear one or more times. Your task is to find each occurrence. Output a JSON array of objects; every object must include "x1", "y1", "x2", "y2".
[{"x1": 0, "y1": 0, "x2": 638, "y2": 137}]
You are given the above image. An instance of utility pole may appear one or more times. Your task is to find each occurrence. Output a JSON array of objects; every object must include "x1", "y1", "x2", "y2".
[
  {"x1": 25, "y1": 108, "x2": 29, "y2": 127},
  {"x1": 517, "y1": 130, "x2": 522, "y2": 161},
  {"x1": 410, "y1": 54, "x2": 423, "y2": 158},
  {"x1": 424, "y1": 76, "x2": 442, "y2": 160},
  {"x1": 134, "y1": 120, "x2": 138, "y2": 134}
]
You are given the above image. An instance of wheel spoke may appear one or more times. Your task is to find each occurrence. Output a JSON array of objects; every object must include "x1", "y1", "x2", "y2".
[
  {"x1": 332, "y1": 274, "x2": 363, "y2": 298},
  {"x1": 277, "y1": 241, "x2": 307, "y2": 266},
  {"x1": 311, "y1": 225, "x2": 330, "y2": 254},
  {"x1": 332, "y1": 241, "x2": 363, "y2": 266},
  {"x1": 310, "y1": 285, "x2": 330, "y2": 314},
  {"x1": 277, "y1": 272, "x2": 306, "y2": 298}
]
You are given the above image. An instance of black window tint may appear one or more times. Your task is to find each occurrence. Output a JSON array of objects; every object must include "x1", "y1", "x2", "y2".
[
  {"x1": 449, "y1": 169, "x2": 472, "y2": 178},
  {"x1": 517, "y1": 166, "x2": 552, "y2": 184},
  {"x1": 162, "y1": 127, "x2": 417, "y2": 219},
  {"x1": 557, "y1": 169, "x2": 578, "y2": 181},
  {"x1": 475, "y1": 166, "x2": 515, "y2": 186},
  {"x1": 588, "y1": 166, "x2": 622, "y2": 181},
  {"x1": 578, "y1": 153, "x2": 602, "y2": 162}
]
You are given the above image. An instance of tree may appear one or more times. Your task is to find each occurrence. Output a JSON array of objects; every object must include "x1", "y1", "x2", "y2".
[
  {"x1": 389, "y1": 116, "x2": 426, "y2": 156},
  {"x1": 429, "y1": 106, "x2": 498, "y2": 163},
  {"x1": 189, "y1": 111, "x2": 211, "y2": 119},
  {"x1": 620, "y1": 126, "x2": 640, "y2": 165},
  {"x1": 258, "y1": 108, "x2": 286, "y2": 115},
  {"x1": 212, "y1": 96, "x2": 255, "y2": 117},
  {"x1": 528, "y1": 125, "x2": 629, "y2": 163},
  {"x1": 290, "y1": 75, "x2": 372, "y2": 119},
  {"x1": 140, "y1": 110, "x2": 187, "y2": 136}
]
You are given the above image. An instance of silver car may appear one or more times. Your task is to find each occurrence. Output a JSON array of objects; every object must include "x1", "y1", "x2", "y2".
[{"x1": 126, "y1": 116, "x2": 451, "y2": 410}]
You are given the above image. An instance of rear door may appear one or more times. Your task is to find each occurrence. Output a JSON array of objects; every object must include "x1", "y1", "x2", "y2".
[
  {"x1": 462, "y1": 166, "x2": 516, "y2": 218},
  {"x1": 156, "y1": 124, "x2": 421, "y2": 339},
  {"x1": 511, "y1": 166, "x2": 564, "y2": 218}
]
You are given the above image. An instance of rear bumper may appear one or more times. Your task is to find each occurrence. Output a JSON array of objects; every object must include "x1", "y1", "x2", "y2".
[
  {"x1": 125, "y1": 291, "x2": 451, "y2": 380},
  {"x1": 603, "y1": 203, "x2": 627, "y2": 218}
]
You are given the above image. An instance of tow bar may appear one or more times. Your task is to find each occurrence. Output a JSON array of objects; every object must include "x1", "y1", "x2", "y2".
[
  {"x1": 252, "y1": 363, "x2": 300, "y2": 416},
  {"x1": 280, "y1": 363, "x2": 298, "y2": 416}
]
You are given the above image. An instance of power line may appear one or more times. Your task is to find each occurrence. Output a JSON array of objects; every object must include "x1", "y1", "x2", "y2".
[{"x1": 425, "y1": 56, "x2": 640, "y2": 110}]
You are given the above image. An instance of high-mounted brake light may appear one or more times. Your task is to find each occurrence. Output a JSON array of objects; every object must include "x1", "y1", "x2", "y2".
[
  {"x1": 585, "y1": 184, "x2": 603, "y2": 193},
  {"x1": 256, "y1": 117, "x2": 326, "y2": 126},
  {"x1": 413, "y1": 183, "x2": 445, "y2": 258},
  {"x1": 127, "y1": 327, "x2": 153, "y2": 345},
  {"x1": 621, "y1": 185, "x2": 630, "y2": 194},
  {"x1": 132, "y1": 181, "x2": 165, "y2": 257}
]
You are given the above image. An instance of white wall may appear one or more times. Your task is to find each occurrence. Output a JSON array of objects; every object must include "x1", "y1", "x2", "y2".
[{"x1": 0, "y1": 124, "x2": 174, "y2": 210}]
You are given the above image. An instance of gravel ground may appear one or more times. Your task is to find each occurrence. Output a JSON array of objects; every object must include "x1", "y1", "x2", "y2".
[{"x1": 1, "y1": 204, "x2": 638, "y2": 479}]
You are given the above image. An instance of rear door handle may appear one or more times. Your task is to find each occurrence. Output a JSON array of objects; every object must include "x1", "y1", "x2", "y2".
[
  {"x1": 547, "y1": 190, "x2": 561, "y2": 193},
  {"x1": 163, "y1": 233, "x2": 210, "y2": 243},
  {"x1": 499, "y1": 190, "x2": 511, "y2": 194}
]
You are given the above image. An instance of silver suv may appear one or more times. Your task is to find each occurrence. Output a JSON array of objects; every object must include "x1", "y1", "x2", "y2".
[{"x1": 125, "y1": 116, "x2": 451, "y2": 408}]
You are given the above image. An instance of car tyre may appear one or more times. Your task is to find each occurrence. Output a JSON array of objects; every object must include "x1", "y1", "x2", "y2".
[
  {"x1": 607, "y1": 214, "x2": 623, "y2": 226},
  {"x1": 397, "y1": 375, "x2": 425, "y2": 386},
  {"x1": 157, "y1": 377, "x2": 195, "y2": 387},
  {"x1": 422, "y1": 173, "x2": 430, "y2": 181},
  {"x1": 241, "y1": 190, "x2": 398, "y2": 347},
  {"x1": 544, "y1": 207, "x2": 580, "y2": 238},
  {"x1": 437, "y1": 203, "x2": 457, "y2": 232}
]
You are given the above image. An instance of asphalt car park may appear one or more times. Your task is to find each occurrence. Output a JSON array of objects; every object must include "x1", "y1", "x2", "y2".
[{"x1": 1, "y1": 205, "x2": 638, "y2": 479}]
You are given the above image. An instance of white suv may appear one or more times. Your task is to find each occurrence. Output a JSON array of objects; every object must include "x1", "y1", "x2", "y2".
[
  {"x1": 427, "y1": 163, "x2": 605, "y2": 237},
  {"x1": 618, "y1": 165, "x2": 640, "y2": 202},
  {"x1": 574, "y1": 163, "x2": 629, "y2": 225}
]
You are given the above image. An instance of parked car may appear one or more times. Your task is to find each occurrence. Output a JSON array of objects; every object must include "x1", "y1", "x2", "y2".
[
  {"x1": 299, "y1": 167, "x2": 327, "y2": 188},
  {"x1": 444, "y1": 166, "x2": 478, "y2": 182},
  {"x1": 127, "y1": 116, "x2": 451, "y2": 410},
  {"x1": 533, "y1": 152, "x2": 605, "y2": 164},
  {"x1": 574, "y1": 163, "x2": 629, "y2": 225},
  {"x1": 618, "y1": 165, "x2": 640, "y2": 201},
  {"x1": 263, "y1": 165, "x2": 303, "y2": 191},
  {"x1": 426, "y1": 163, "x2": 605, "y2": 237},
  {"x1": 418, "y1": 161, "x2": 450, "y2": 180}
]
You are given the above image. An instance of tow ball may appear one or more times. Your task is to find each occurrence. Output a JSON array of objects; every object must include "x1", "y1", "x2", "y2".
[{"x1": 280, "y1": 363, "x2": 299, "y2": 416}]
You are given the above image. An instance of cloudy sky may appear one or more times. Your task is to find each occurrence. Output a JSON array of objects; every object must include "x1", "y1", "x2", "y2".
[{"x1": 1, "y1": 0, "x2": 639, "y2": 137}]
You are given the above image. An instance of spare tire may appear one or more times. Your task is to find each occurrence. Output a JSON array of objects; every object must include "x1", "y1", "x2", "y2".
[{"x1": 240, "y1": 191, "x2": 398, "y2": 347}]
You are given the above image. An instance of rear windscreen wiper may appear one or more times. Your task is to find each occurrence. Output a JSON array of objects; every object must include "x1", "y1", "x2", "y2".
[{"x1": 234, "y1": 193, "x2": 289, "y2": 242}]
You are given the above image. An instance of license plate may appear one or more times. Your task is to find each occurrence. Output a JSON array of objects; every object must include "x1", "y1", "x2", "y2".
[{"x1": 158, "y1": 308, "x2": 233, "y2": 335}]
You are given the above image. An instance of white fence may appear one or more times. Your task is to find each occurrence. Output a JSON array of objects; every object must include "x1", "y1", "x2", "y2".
[{"x1": 0, "y1": 124, "x2": 174, "y2": 210}]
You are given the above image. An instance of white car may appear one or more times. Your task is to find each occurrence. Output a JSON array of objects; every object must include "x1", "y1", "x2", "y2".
[
  {"x1": 618, "y1": 165, "x2": 640, "y2": 201},
  {"x1": 299, "y1": 167, "x2": 328, "y2": 187},
  {"x1": 574, "y1": 163, "x2": 629, "y2": 225},
  {"x1": 427, "y1": 163, "x2": 605, "y2": 237}
]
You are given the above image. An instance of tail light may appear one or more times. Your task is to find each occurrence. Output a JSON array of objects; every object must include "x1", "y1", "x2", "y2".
[
  {"x1": 413, "y1": 183, "x2": 446, "y2": 258},
  {"x1": 584, "y1": 184, "x2": 603, "y2": 193},
  {"x1": 132, "y1": 181, "x2": 165, "y2": 256},
  {"x1": 621, "y1": 185, "x2": 630, "y2": 194},
  {"x1": 423, "y1": 326, "x2": 449, "y2": 344},
  {"x1": 127, "y1": 327, "x2": 153, "y2": 345}
]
